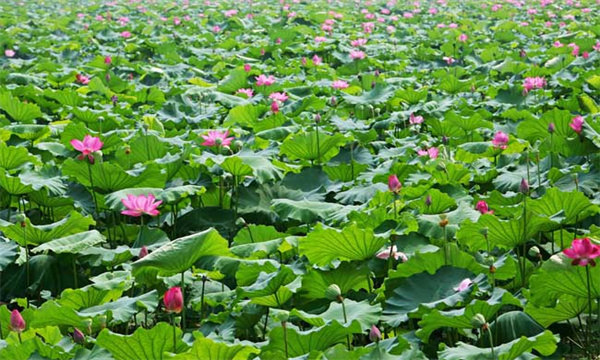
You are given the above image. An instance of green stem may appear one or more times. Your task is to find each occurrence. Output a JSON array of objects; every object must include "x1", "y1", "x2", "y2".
[
  {"x1": 23, "y1": 225, "x2": 29, "y2": 290},
  {"x1": 487, "y1": 327, "x2": 495, "y2": 360},
  {"x1": 181, "y1": 271, "x2": 186, "y2": 332},
  {"x1": 171, "y1": 314, "x2": 177, "y2": 352},
  {"x1": 586, "y1": 265, "x2": 592, "y2": 349},
  {"x1": 282, "y1": 321, "x2": 289, "y2": 359},
  {"x1": 393, "y1": 194, "x2": 398, "y2": 221},
  {"x1": 171, "y1": 204, "x2": 177, "y2": 239},
  {"x1": 200, "y1": 276, "x2": 207, "y2": 320},
  {"x1": 87, "y1": 162, "x2": 99, "y2": 219},
  {"x1": 72, "y1": 257, "x2": 77, "y2": 289},
  {"x1": 247, "y1": 226, "x2": 255, "y2": 243},
  {"x1": 263, "y1": 307, "x2": 269, "y2": 341},
  {"x1": 315, "y1": 126, "x2": 321, "y2": 165},
  {"x1": 443, "y1": 226, "x2": 448, "y2": 266},
  {"x1": 341, "y1": 300, "x2": 351, "y2": 350},
  {"x1": 521, "y1": 197, "x2": 527, "y2": 288}
]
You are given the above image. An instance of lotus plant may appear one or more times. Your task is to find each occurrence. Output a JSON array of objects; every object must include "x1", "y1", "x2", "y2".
[{"x1": 71, "y1": 135, "x2": 103, "y2": 217}]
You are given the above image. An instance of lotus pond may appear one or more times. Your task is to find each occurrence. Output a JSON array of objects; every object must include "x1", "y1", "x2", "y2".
[{"x1": 2, "y1": 0, "x2": 600, "y2": 359}]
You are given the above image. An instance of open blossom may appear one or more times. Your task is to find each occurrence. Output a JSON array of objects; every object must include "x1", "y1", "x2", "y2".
[
  {"x1": 315, "y1": 36, "x2": 327, "y2": 43},
  {"x1": 120, "y1": 31, "x2": 132, "y2": 38},
  {"x1": 563, "y1": 238, "x2": 600, "y2": 266},
  {"x1": 255, "y1": 74, "x2": 276, "y2": 86},
  {"x1": 522, "y1": 76, "x2": 545, "y2": 94},
  {"x1": 568, "y1": 43, "x2": 579, "y2": 56},
  {"x1": 202, "y1": 130, "x2": 234, "y2": 147},
  {"x1": 332, "y1": 80, "x2": 349, "y2": 90},
  {"x1": 454, "y1": 278, "x2": 472, "y2": 292},
  {"x1": 351, "y1": 38, "x2": 368, "y2": 47},
  {"x1": 75, "y1": 74, "x2": 90, "y2": 84},
  {"x1": 476, "y1": 200, "x2": 493, "y2": 215},
  {"x1": 594, "y1": 42, "x2": 600, "y2": 52},
  {"x1": 458, "y1": 33, "x2": 468, "y2": 42},
  {"x1": 121, "y1": 194, "x2": 162, "y2": 217},
  {"x1": 269, "y1": 92, "x2": 289, "y2": 102},
  {"x1": 492, "y1": 131, "x2": 509, "y2": 149},
  {"x1": 417, "y1": 147, "x2": 439, "y2": 159},
  {"x1": 243, "y1": 64, "x2": 251, "y2": 72},
  {"x1": 409, "y1": 113, "x2": 424, "y2": 124},
  {"x1": 164, "y1": 287, "x2": 183, "y2": 313},
  {"x1": 236, "y1": 88, "x2": 253, "y2": 97},
  {"x1": 443, "y1": 56, "x2": 455, "y2": 65},
  {"x1": 388, "y1": 175, "x2": 401, "y2": 193},
  {"x1": 350, "y1": 50, "x2": 366, "y2": 60},
  {"x1": 224, "y1": 9, "x2": 237, "y2": 17},
  {"x1": 312, "y1": 54, "x2": 322, "y2": 65},
  {"x1": 71, "y1": 135, "x2": 103, "y2": 163},
  {"x1": 10, "y1": 310, "x2": 25, "y2": 333},
  {"x1": 5, "y1": 49, "x2": 15, "y2": 57},
  {"x1": 570, "y1": 115, "x2": 584, "y2": 134},
  {"x1": 376, "y1": 245, "x2": 408, "y2": 262}
]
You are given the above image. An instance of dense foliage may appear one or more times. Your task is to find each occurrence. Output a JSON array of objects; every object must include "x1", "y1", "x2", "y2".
[{"x1": 1, "y1": 0, "x2": 600, "y2": 359}]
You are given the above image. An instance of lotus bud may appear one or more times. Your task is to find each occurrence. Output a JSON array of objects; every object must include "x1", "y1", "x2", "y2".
[
  {"x1": 374, "y1": 107, "x2": 381, "y2": 115},
  {"x1": 442, "y1": 136, "x2": 449, "y2": 145},
  {"x1": 16, "y1": 213, "x2": 26, "y2": 223},
  {"x1": 374, "y1": 69, "x2": 380, "y2": 77},
  {"x1": 164, "y1": 286, "x2": 184, "y2": 314},
  {"x1": 388, "y1": 175, "x2": 401, "y2": 194},
  {"x1": 111, "y1": 95, "x2": 118, "y2": 106},
  {"x1": 371, "y1": 81, "x2": 376, "y2": 89},
  {"x1": 471, "y1": 313, "x2": 487, "y2": 329},
  {"x1": 369, "y1": 325, "x2": 382, "y2": 342},
  {"x1": 325, "y1": 284, "x2": 343, "y2": 302},
  {"x1": 139, "y1": 246, "x2": 149, "y2": 259},
  {"x1": 425, "y1": 195, "x2": 432, "y2": 207},
  {"x1": 315, "y1": 113, "x2": 321, "y2": 124},
  {"x1": 10, "y1": 310, "x2": 25, "y2": 333},
  {"x1": 528, "y1": 246, "x2": 541, "y2": 259},
  {"x1": 105, "y1": 73, "x2": 111, "y2": 82},
  {"x1": 479, "y1": 227, "x2": 488, "y2": 237},
  {"x1": 271, "y1": 101, "x2": 279, "y2": 113},
  {"x1": 519, "y1": 49, "x2": 527, "y2": 58},
  {"x1": 142, "y1": 122, "x2": 149, "y2": 131},
  {"x1": 125, "y1": 146, "x2": 131, "y2": 155},
  {"x1": 520, "y1": 178, "x2": 530, "y2": 194},
  {"x1": 73, "y1": 327, "x2": 85, "y2": 344},
  {"x1": 330, "y1": 96, "x2": 337, "y2": 106},
  {"x1": 439, "y1": 215, "x2": 449, "y2": 228},
  {"x1": 235, "y1": 217, "x2": 247, "y2": 227},
  {"x1": 489, "y1": 264, "x2": 497, "y2": 273},
  {"x1": 99, "y1": 315, "x2": 107, "y2": 329},
  {"x1": 548, "y1": 122, "x2": 555, "y2": 134}
]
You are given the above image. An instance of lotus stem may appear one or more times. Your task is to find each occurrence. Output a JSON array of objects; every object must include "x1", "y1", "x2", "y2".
[
  {"x1": 181, "y1": 271, "x2": 186, "y2": 331},
  {"x1": 72, "y1": 257, "x2": 77, "y2": 289},
  {"x1": 315, "y1": 126, "x2": 321, "y2": 165},
  {"x1": 282, "y1": 321, "x2": 289, "y2": 359},
  {"x1": 487, "y1": 327, "x2": 495, "y2": 360},
  {"x1": 23, "y1": 224, "x2": 30, "y2": 290},
  {"x1": 586, "y1": 265, "x2": 592, "y2": 349},
  {"x1": 200, "y1": 275, "x2": 207, "y2": 321},
  {"x1": 341, "y1": 299, "x2": 351, "y2": 350},
  {"x1": 171, "y1": 313, "x2": 177, "y2": 352},
  {"x1": 86, "y1": 162, "x2": 99, "y2": 219},
  {"x1": 263, "y1": 307, "x2": 269, "y2": 341}
]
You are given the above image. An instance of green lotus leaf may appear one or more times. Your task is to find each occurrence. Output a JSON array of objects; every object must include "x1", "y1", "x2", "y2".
[
  {"x1": 170, "y1": 335, "x2": 259, "y2": 360},
  {"x1": 437, "y1": 330, "x2": 558, "y2": 360},
  {"x1": 0, "y1": 211, "x2": 95, "y2": 246},
  {"x1": 96, "y1": 322, "x2": 188, "y2": 360},
  {"x1": 299, "y1": 223, "x2": 386, "y2": 266},
  {"x1": 132, "y1": 228, "x2": 230, "y2": 282},
  {"x1": 32, "y1": 230, "x2": 105, "y2": 254}
]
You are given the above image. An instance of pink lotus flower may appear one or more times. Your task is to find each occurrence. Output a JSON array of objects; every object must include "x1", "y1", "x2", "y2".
[
  {"x1": 224, "y1": 9, "x2": 237, "y2": 17},
  {"x1": 409, "y1": 113, "x2": 424, "y2": 124},
  {"x1": 173, "y1": 17, "x2": 181, "y2": 25},
  {"x1": 568, "y1": 43, "x2": 579, "y2": 56},
  {"x1": 10, "y1": 310, "x2": 25, "y2": 333},
  {"x1": 104, "y1": 55, "x2": 112, "y2": 65},
  {"x1": 376, "y1": 245, "x2": 407, "y2": 262},
  {"x1": 255, "y1": 74, "x2": 276, "y2": 86},
  {"x1": 388, "y1": 175, "x2": 401, "y2": 193},
  {"x1": 522, "y1": 77, "x2": 546, "y2": 94},
  {"x1": 458, "y1": 33, "x2": 468, "y2": 42},
  {"x1": 270, "y1": 101, "x2": 280, "y2": 113},
  {"x1": 236, "y1": 88, "x2": 253, "y2": 97},
  {"x1": 212, "y1": 25, "x2": 221, "y2": 33},
  {"x1": 350, "y1": 50, "x2": 366, "y2": 60},
  {"x1": 269, "y1": 92, "x2": 289, "y2": 102},
  {"x1": 121, "y1": 194, "x2": 162, "y2": 217},
  {"x1": 492, "y1": 131, "x2": 509, "y2": 149},
  {"x1": 201, "y1": 130, "x2": 234, "y2": 147},
  {"x1": 417, "y1": 147, "x2": 439, "y2": 159},
  {"x1": 369, "y1": 325, "x2": 382, "y2": 342},
  {"x1": 312, "y1": 54, "x2": 322, "y2": 65},
  {"x1": 120, "y1": 31, "x2": 132, "y2": 38},
  {"x1": 448, "y1": 23, "x2": 458, "y2": 28},
  {"x1": 570, "y1": 115, "x2": 584, "y2": 134},
  {"x1": 476, "y1": 200, "x2": 493, "y2": 215},
  {"x1": 553, "y1": 41, "x2": 563, "y2": 48},
  {"x1": 75, "y1": 74, "x2": 90, "y2": 84},
  {"x1": 244, "y1": 64, "x2": 251, "y2": 72},
  {"x1": 454, "y1": 278, "x2": 472, "y2": 292},
  {"x1": 362, "y1": 22, "x2": 375, "y2": 33},
  {"x1": 139, "y1": 246, "x2": 149, "y2": 258},
  {"x1": 443, "y1": 56, "x2": 455, "y2": 65},
  {"x1": 583, "y1": 52, "x2": 590, "y2": 59},
  {"x1": 332, "y1": 80, "x2": 349, "y2": 90},
  {"x1": 563, "y1": 238, "x2": 600, "y2": 266},
  {"x1": 594, "y1": 42, "x2": 600, "y2": 52},
  {"x1": 164, "y1": 286, "x2": 183, "y2": 313},
  {"x1": 71, "y1": 135, "x2": 103, "y2": 164},
  {"x1": 5, "y1": 49, "x2": 15, "y2": 57},
  {"x1": 315, "y1": 36, "x2": 328, "y2": 43}
]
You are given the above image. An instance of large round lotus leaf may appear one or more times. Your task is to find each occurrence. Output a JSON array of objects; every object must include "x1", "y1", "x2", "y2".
[{"x1": 383, "y1": 266, "x2": 486, "y2": 326}]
